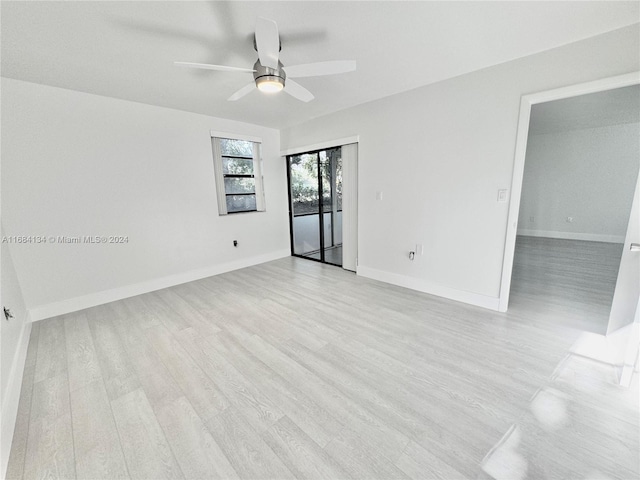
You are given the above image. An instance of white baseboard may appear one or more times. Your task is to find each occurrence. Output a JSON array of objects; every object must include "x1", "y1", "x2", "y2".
[
  {"x1": 1, "y1": 319, "x2": 32, "y2": 478},
  {"x1": 29, "y1": 249, "x2": 291, "y2": 322},
  {"x1": 357, "y1": 266, "x2": 500, "y2": 311},
  {"x1": 517, "y1": 229, "x2": 625, "y2": 244}
]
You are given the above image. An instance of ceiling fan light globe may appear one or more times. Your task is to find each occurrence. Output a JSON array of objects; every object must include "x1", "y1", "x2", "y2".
[{"x1": 256, "y1": 75, "x2": 284, "y2": 93}]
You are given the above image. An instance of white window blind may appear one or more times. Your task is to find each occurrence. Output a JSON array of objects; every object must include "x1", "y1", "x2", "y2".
[{"x1": 341, "y1": 143, "x2": 358, "y2": 271}]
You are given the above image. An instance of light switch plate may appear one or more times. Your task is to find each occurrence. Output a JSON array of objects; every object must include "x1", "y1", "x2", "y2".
[
  {"x1": 376, "y1": 191, "x2": 383, "y2": 201},
  {"x1": 497, "y1": 189, "x2": 508, "y2": 203}
]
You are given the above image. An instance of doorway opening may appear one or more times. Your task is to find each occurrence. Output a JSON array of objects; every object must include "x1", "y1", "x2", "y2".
[
  {"x1": 287, "y1": 147, "x2": 343, "y2": 267},
  {"x1": 511, "y1": 85, "x2": 639, "y2": 333},
  {"x1": 500, "y1": 74, "x2": 640, "y2": 339}
]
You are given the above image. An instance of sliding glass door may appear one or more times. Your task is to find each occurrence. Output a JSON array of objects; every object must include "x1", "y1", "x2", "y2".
[{"x1": 288, "y1": 147, "x2": 343, "y2": 266}]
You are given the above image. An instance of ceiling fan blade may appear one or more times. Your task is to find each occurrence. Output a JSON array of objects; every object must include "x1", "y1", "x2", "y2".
[
  {"x1": 285, "y1": 60, "x2": 356, "y2": 78},
  {"x1": 228, "y1": 82, "x2": 256, "y2": 101},
  {"x1": 174, "y1": 62, "x2": 255, "y2": 73},
  {"x1": 255, "y1": 17, "x2": 280, "y2": 69},
  {"x1": 244, "y1": 29, "x2": 326, "y2": 46},
  {"x1": 284, "y1": 80, "x2": 314, "y2": 103}
]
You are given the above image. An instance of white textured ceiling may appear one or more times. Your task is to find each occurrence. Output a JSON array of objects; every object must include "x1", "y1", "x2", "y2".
[
  {"x1": 2, "y1": 1, "x2": 639, "y2": 129},
  {"x1": 530, "y1": 85, "x2": 640, "y2": 135}
]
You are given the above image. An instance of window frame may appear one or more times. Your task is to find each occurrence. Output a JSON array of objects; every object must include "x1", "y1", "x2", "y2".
[
  {"x1": 211, "y1": 132, "x2": 265, "y2": 215},
  {"x1": 221, "y1": 152, "x2": 257, "y2": 214}
]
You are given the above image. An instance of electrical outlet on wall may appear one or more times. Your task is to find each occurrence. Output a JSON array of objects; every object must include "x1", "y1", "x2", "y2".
[{"x1": 529, "y1": 216, "x2": 535, "y2": 223}]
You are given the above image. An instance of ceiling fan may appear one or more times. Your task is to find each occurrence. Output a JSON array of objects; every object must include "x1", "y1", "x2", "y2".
[{"x1": 175, "y1": 17, "x2": 356, "y2": 102}]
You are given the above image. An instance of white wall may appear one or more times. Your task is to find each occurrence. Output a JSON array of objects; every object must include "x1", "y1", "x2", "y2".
[
  {"x1": 280, "y1": 25, "x2": 639, "y2": 307},
  {"x1": 1, "y1": 227, "x2": 31, "y2": 477},
  {"x1": 1, "y1": 78, "x2": 290, "y2": 318},
  {"x1": 518, "y1": 123, "x2": 640, "y2": 243}
]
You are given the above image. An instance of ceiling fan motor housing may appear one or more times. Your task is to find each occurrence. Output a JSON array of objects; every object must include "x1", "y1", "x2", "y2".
[{"x1": 253, "y1": 60, "x2": 286, "y2": 89}]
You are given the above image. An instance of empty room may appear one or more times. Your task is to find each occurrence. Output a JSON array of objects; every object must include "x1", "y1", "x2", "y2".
[{"x1": 1, "y1": 2, "x2": 639, "y2": 480}]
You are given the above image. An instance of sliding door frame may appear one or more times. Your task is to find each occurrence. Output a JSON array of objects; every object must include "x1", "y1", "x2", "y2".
[
  {"x1": 286, "y1": 147, "x2": 338, "y2": 266},
  {"x1": 282, "y1": 136, "x2": 359, "y2": 270}
]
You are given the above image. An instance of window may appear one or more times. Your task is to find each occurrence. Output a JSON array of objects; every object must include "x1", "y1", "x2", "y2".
[{"x1": 212, "y1": 136, "x2": 265, "y2": 214}]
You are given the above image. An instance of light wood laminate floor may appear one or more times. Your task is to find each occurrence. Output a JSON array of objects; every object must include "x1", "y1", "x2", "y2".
[
  {"x1": 7, "y1": 257, "x2": 638, "y2": 479},
  {"x1": 510, "y1": 236, "x2": 624, "y2": 335}
]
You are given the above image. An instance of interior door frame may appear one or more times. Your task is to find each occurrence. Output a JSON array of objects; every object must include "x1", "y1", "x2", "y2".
[{"x1": 498, "y1": 71, "x2": 640, "y2": 312}]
